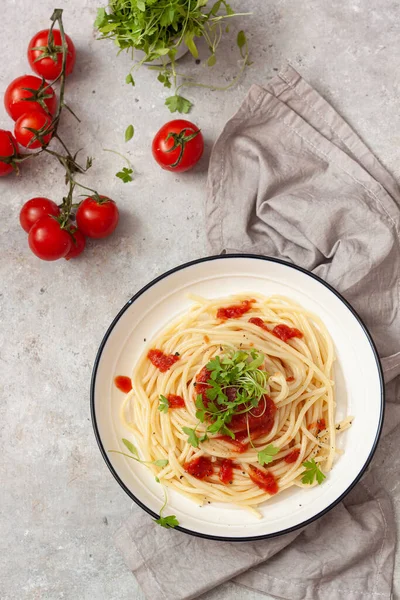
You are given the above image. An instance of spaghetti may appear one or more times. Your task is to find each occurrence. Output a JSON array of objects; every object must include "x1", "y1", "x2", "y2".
[{"x1": 119, "y1": 294, "x2": 352, "y2": 514}]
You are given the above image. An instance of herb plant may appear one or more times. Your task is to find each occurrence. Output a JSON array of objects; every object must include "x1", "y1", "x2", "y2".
[
  {"x1": 95, "y1": 0, "x2": 250, "y2": 113},
  {"x1": 169, "y1": 349, "x2": 270, "y2": 446}
]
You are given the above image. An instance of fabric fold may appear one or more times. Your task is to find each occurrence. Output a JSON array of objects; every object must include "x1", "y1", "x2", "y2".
[{"x1": 116, "y1": 66, "x2": 399, "y2": 600}]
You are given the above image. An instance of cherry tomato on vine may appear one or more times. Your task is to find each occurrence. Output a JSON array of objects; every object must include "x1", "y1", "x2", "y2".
[
  {"x1": 152, "y1": 119, "x2": 204, "y2": 172},
  {"x1": 28, "y1": 29, "x2": 76, "y2": 81},
  {"x1": 14, "y1": 111, "x2": 53, "y2": 149},
  {"x1": 19, "y1": 197, "x2": 60, "y2": 233},
  {"x1": 76, "y1": 196, "x2": 119, "y2": 239},
  {"x1": 28, "y1": 216, "x2": 71, "y2": 261},
  {"x1": 65, "y1": 227, "x2": 86, "y2": 260},
  {"x1": 0, "y1": 130, "x2": 19, "y2": 177},
  {"x1": 4, "y1": 75, "x2": 57, "y2": 121}
]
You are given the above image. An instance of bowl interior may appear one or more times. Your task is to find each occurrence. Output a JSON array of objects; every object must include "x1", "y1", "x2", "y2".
[{"x1": 92, "y1": 255, "x2": 383, "y2": 540}]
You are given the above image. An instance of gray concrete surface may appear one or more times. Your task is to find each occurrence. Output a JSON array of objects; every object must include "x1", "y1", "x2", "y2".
[{"x1": 1, "y1": 1, "x2": 399, "y2": 599}]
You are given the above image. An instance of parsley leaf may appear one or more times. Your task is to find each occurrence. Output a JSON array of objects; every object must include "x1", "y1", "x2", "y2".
[
  {"x1": 122, "y1": 438, "x2": 139, "y2": 458},
  {"x1": 301, "y1": 459, "x2": 326, "y2": 485},
  {"x1": 165, "y1": 94, "x2": 193, "y2": 114},
  {"x1": 195, "y1": 394, "x2": 207, "y2": 422},
  {"x1": 158, "y1": 395, "x2": 169, "y2": 413},
  {"x1": 125, "y1": 124, "x2": 134, "y2": 142},
  {"x1": 125, "y1": 73, "x2": 135, "y2": 86},
  {"x1": 94, "y1": 8, "x2": 107, "y2": 28},
  {"x1": 182, "y1": 426, "x2": 199, "y2": 448},
  {"x1": 154, "y1": 514, "x2": 179, "y2": 528},
  {"x1": 153, "y1": 459, "x2": 169, "y2": 467},
  {"x1": 157, "y1": 72, "x2": 172, "y2": 89},
  {"x1": 116, "y1": 167, "x2": 133, "y2": 183},
  {"x1": 258, "y1": 444, "x2": 279, "y2": 466}
]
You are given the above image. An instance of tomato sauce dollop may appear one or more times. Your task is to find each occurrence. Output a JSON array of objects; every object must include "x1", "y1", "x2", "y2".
[
  {"x1": 148, "y1": 349, "x2": 180, "y2": 372},
  {"x1": 284, "y1": 448, "x2": 300, "y2": 464},
  {"x1": 184, "y1": 456, "x2": 213, "y2": 480},
  {"x1": 249, "y1": 465, "x2": 279, "y2": 495},
  {"x1": 219, "y1": 459, "x2": 234, "y2": 484},
  {"x1": 167, "y1": 394, "x2": 185, "y2": 409},
  {"x1": 217, "y1": 300, "x2": 254, "y2": 320},
  {"x1": 230, "y1": 395, "x2": 277, "y2": 435},
  {"x1": 114, "y1": 376, "x2": 132, "y2": 393},
  {"x1": 272, "y1": 324, "x2": 303, "y2": 342}
]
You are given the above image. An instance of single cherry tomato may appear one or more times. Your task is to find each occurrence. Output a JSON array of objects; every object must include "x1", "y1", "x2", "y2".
[
  {"x1": 4, "y1": 75, "x2": 57, "y2": 121},
  {"x1": 65, "y1": 227, "x2": 86, "y2": 260},
  {"x1": 152, "y1": 119, "x2": 204, "y2": 172},
  {"x1": 76, "y1": 196, "x2": 119, "y2": 239},
  {"x1": 28, "y1": 216, "x2": 71, "y2": 261},
  {"x1": 14, "y1": 111, "x2": 53, "y2": 149},
  {"x1": 28, "y1": 29, "x2": 76, "y2": 81},
  {"x1": 0, "y1": 130, "x2": 19, "y2": 177},
  {"x1": 19, "y1": 197, "x2": 60, "y2": 233}
]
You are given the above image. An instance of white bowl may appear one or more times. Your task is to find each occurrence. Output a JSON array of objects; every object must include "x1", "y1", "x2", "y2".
[{"x1": 91, "y1": 255, "x2": 384, "y2": 541}]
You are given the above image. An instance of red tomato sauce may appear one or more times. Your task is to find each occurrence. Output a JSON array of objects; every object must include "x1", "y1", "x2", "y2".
[
  {"x1": 248, "y1": 316, "x2": 269, "y2": 331},
  {"x1": 114, "y1": 376, "x2": 132, "y2": 393},
  {"x1": 230, "y1": 395, "x2": 277, "y2": 436},
  {"x1": 272, "y1": 324, "x2": 303, "y2": 342},
  {"x1": 218, "y1": 431, "x2": 249, "y2": 453},
  {"x1": 148, "y1": 349, "x2": 180, "y2": 372},
  {"x1": 219, "y1": 459, "x2": 234, "y2": 484},
  {"x1": 217, "y1": 396, "x2": 276, "y2": 451},
  {"x1": 286, "y1": 376, "x2": 295, "y2": 382},
  {"x1": 309, "y1": 418, "x2": 326, "y2": 433},
  {"x1": 284, "y1": 448, "x2": 300, "y2": 463},
  {"x1": 167, "y1": 394, "x2": 185, "y2": 409},
  {"x1": 184, "y1": 456, "x2": 213, "y2": 480},
  {"x1": 194, "y1": 366, "x2": 212, "y2": 404},
  {"x1": 217, "y1": 299, "x2": 254, "y2": 320},
  {"x1": 249, "y1": 465, "x2": 279, "y2": 495}
]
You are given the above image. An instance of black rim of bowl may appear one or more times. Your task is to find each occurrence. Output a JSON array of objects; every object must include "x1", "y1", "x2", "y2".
[{"x1": 90, "y1": 254, "x2": 385, "y2": 542}]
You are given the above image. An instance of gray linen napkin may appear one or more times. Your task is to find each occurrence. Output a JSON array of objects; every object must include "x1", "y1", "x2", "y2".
[{"x1": 115, "y1": 66, "x2": 400, "y2": 600}]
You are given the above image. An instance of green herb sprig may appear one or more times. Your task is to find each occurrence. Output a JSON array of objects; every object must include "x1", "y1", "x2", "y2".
[
  {"x1": 95, "y1": 0, "x2": 250, "y2": 113},
  {"x1": 110, "y1": 437, "x2": 168, "y2": 468},
  {"x1": 154, "y1": 485, "x2": 179, "y2": 528},
  {"x1": 110, "y1": 438, "x2": 179, "y2": 528},
  {"x1": 181, "y1": 349, "x2": 269, "y2": 447},
  {"x1": 301, "y1": 459, "x2": 326, "y2": 485}
]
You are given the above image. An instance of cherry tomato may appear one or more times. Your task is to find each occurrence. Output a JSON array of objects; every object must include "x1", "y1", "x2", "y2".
[
  {"x1": 4, "y1": 75, "x2": 57, "y2": 121},
  {"x1": 28, "y1": 29, "x2": 76, "y2": 81},
  {"x1": 14, "y1": 111, "x2": 53, "y2": 149},
  {"x1": 28, "y1": 216, "x2": 71, "y2": 261},
  {"x1": 0, "y1": 130, "x2": 19, "y2": 177},
  {"x1": 65, "y1": 227, "x2": 86, "y2": 260},
  {"x1": 152, "y1": 119, "x2": 204, "y2": 172},
  {"x1": 76, "y1": 196, "x2": 119, "y2": 239},
  {"x1": 20, "y1": 197, "x2": 60, "y2": 233}
]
